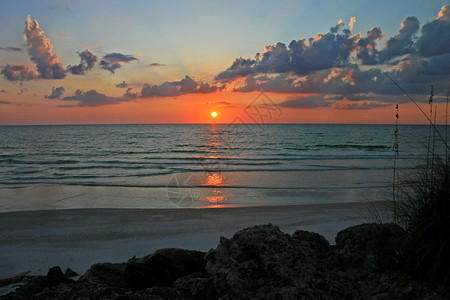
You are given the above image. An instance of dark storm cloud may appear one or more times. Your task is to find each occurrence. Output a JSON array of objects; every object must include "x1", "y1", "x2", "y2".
[
  {"x1": 140, "y1": 75, "x2": 224, "y2": 97},
  {"x1": 45, "y1": 86, "x2": 65, "y2": 99},
  {"x1": 67, "y1": 50, "x2": 97, "y2": 75},
  {"x1": 100, "y1": 53, "x2": 138, "y2": 74},
  {"x1": 0, "y1": 47, "x2": 22, "y2": 52}
]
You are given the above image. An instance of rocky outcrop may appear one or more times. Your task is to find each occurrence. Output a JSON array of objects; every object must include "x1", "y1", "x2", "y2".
[
  {"x1": 205, "y1": 224, "x2": 362, "y2": 299},
  {"x1": 124, "y1": 248, "x2": 207, "y2": 289},
  {"x1": 3, "y1": 223, "x2": 448, "y2": 299}
]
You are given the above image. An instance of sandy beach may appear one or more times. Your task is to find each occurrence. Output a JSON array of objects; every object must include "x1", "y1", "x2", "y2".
[{"x1": 0, "y1": 201, "x2": 388, "y2": 281}]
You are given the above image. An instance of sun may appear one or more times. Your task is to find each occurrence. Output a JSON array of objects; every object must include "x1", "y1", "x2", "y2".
[{"x1": 211, "y1": 111, "x2": 218, "y2": 118}]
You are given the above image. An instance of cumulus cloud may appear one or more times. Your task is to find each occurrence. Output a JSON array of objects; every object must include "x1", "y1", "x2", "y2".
[
  {"x1": 141, "y1": 75, "x2": 224, "y2": 97},
  {"x1": 45, "y1": 86, "x2": 65, "y2": 99},
  {"x1": 216, "y1": 22, "x2": 359, "y2": 82},
  {"x1": 115, "y1": 81, "x2": 129, "y2": 88},
  {"x1": 355, "y1": 27, "x2": 384, "y2": 65},
  {"x1": 0, "y1": 47, "x2": 22, "y2": 52},
  {"x1": 67, "y1": 50, "x2": 97, "y2": 75},
  {"x1": 216, "y1": 7, "x2": 450, "y2": 110},
  {"x1": 1, "y1": 64, "x2": 37, "y2": 81},
  {"x1": 416, "y1": 5, "x2": 450, "y2": 57},
  {"x1": 349, "y1": 17, "x2": 356, "y2": 31},
  {"x1": 23, "y1": 15, "x2": 66, "y2": 79},
  {"x1": 100, "y1": 52, "x2": 137, "y2": 74}
]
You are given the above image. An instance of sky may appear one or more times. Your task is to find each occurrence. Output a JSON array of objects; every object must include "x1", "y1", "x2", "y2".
[{"x1": 0, "y1": 0, "x2": 449, "y2": 125}]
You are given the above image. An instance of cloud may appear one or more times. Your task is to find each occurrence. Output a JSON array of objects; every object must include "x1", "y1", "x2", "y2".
[
  {"x1": 216, "y1": 22, "x2": 359, "y2": 82},
  {"x1": 0, "y1": 89, "x2": 6, "y2": 93},
  {"x1": 23, "y1": 15, "x2": 66, "y2": 79},
  {"x1": 123, "y1": 88, "x2": 138, "y2": 98},
  {"x1": 62, "y1": 89, "x2": 123, "y2": 107},
  {"x1": 215, "y1": 7, "x2": 450, "y2": 111},
  {"x1": 100, "y1": 52, "x2": 138, "y2": 74},
  {"x1": 349, "y1": 17, "x2": 356, "y2": 31},
  {"x1": 0, "y1": 47, "x2": 22, "y2": 52},
  {"x1": 355, "y1": 27, "x2": 384, "y2": 65},
  {"x1": 0, "y1": 100, "x2": 12, "y2": 104},
  {"x1": 1, "y1": 64, "x2": 37, "y2": 81},
  {"x1": 45, "y1": 86, "x2": 65, "y2": 99},
  {"x1": 57, "y1": 33, "x2": 71, "y2": 39},
  {"x1": 280, "y1": 94, "x2": 392, "y2": 110},
  {"x1": 357, "y1": 17, "x2": 420, "y2": 64},
  {"x1": 67, "y1": 50, "x2": 97, "y2": 75},
  {"x1": 280, "y1": 95, "x2": 333, "y2": 108},
  {"x1": 149, "y1": 63, "x2": 166, "y2": 67},
  {"x1": 334, "y1": 101, "x2": 389, "y2": 110},
  {"x1": 115, "y1": 80, "x2": 129, "y2": 88},
  {"x1": 416, "y1": 5, "x2": 450, "y2": 57},
  {"x1": 141, "y1": 75, "x2": 224, "y2": 97},
  {"x1": 380, "y1": 16, "x2": 420, "y2": 62}
]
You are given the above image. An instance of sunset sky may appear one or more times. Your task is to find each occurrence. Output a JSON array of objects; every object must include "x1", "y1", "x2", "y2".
[{"x1": 0, "y1": 0, "x2": 449, "y2": 125}]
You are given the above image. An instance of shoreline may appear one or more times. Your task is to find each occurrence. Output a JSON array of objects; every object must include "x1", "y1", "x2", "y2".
[{"x1": 0, "y1": 201, "x2": 390, "y2": 281}]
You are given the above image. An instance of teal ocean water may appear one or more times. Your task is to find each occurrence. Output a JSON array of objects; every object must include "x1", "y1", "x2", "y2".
[{"x1": 0, "y1": 124, "x2": 446, "y2": 211}]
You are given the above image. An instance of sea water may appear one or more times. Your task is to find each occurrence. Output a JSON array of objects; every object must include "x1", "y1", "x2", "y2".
[{"x1": 0, "y1": 124, "x2": 446, "y2": 211}]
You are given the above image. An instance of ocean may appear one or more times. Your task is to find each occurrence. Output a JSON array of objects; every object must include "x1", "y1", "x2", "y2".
[{"x1": 0, "y1": 124, "x2": 445, "y2": 212}]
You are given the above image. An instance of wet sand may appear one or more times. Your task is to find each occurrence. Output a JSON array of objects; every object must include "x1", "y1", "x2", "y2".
[{"x1": 0, "y1": 201, "x2": 389, "y2": 279}]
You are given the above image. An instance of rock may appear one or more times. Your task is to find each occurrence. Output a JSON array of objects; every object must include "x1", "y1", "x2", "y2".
[
  {"x1": 205, "y1": 224, "x2": 362, "y2": 299},
  {"x1": 124, "y1": 248, "x2": 207, "y2": 289},
  {"x1": 64, "y1": 267, "x2": 78, "y2": 278},
  {"x1": 334, "y1": 223, "x2": 406, "y2": 271},
  {"x1": 173, "y1": 272, "x2": 217, "y2": 299},
  {"x1": 78, "y1": 262, "x2": 127, "y2": 288},
  {"x1": 46, "y1": 266, "x2": 73, "y2": 286},
  {"x1": 142, "y1": 286, "x2": 181, "y2": 299}
]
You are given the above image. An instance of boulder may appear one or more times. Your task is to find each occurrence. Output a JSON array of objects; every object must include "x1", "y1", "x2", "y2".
[
  {"x1": 77, "y1": 262, "x2": 127, "y2": 288},
  {"x1": 205, "y1": 224, "x2": 362, "y2": 299},
  {"x1": 64, "y1": 268, "x2": 78, "y2": 278},
  {"x1": 124, "y1": 248, "x2": 207, "y2": 289},
  {"x1": 46, "y1": 266, "x2": 74, "y2": 286},
  {"x1": 335, "y1": 223, "x2": 406, "y2": 271}
]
